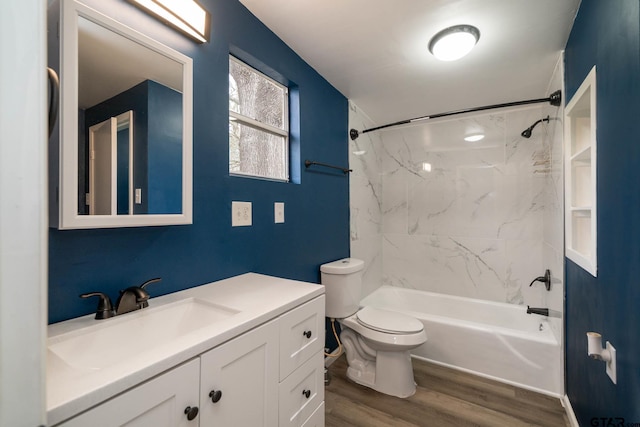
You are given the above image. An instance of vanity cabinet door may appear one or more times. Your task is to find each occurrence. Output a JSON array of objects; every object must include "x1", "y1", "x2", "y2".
[
  {"x1": 58, "y1": 359, "x2": 200, "y2": 427},
  {"x1": 199, "y1": 319, "x2": 279, "y2": 427}
]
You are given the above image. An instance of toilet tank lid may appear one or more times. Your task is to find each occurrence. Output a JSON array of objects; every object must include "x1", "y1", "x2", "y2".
[{"x1": 320, "y1": 258, "x2": 364, "y2": 274}]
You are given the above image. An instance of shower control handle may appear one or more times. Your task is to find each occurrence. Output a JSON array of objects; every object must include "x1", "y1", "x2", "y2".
[
  {"x1": 528, "y1": 269, "x2": 551, "y2": 291},
  {"x1": 303, "y1": 330, "x2": 312, "y2": 339}
]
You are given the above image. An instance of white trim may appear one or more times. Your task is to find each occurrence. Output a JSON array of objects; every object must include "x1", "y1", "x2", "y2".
[
  {"x1": 57, "y1": 0, "x2": 193, "y2": 229},
  {"x1": 0, "y1": 0, "x2": 47, "y2": 425},
  {"x1": 562, "y1": 395, "x2": 580, "y2": 427},
  {"x1": 564, "y1": 65, "x2": 597, "y2": 276},
  {"x1": 230, "y1": 111, "x2": 288, "y2": 137}
]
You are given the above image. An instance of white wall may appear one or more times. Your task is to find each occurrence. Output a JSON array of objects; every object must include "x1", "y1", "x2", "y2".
[
  {"x1": 348, "y1": 102, "x2": 383, "y2": 298},
  {"x1": 0, "y1": 1, "x2": 48, "y2": 426},
  {"x1": 379, "y1": 106, "x2": 551, "y2": 305},
  {"x1": 349, "y1": 58, "x2": 564, "y2": 312},
  {"x1": 541, "y1": 55, "x2": 565, "y2": 345}
]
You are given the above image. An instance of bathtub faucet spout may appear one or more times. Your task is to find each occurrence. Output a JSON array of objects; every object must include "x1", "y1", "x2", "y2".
[{"x1": 526, "y1": 306, "x2": 549, "y2": 316}]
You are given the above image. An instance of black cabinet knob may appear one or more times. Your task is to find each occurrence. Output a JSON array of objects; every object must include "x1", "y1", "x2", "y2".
[
  {"x1": 303, "y1": 330, "x2": 312, "y2": 339},
  {"x1": 184, "y1": 406, "x2": 199, "y2": 421},
  {"x1": 302, "y1": 389, "x2": 311, "y2": 399},
  {"x1": 209, "y1": 389, "x2": 223, "y2": 403}
]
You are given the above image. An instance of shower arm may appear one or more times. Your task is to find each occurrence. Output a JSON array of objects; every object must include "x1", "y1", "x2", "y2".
[{"x1": 349, "y1": 90, "x2": 561, "y2": 140}]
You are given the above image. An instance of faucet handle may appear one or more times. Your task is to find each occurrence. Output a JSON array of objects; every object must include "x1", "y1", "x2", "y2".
[
  {"x1": 136, "y1": 278, "x2": 161, "y2": 309},
  {"x1": 140, "y1": 277, "x2": 161, "y2": 290},
  {"x1": 80, "y1": 292, "x2": 114, "y2": 320}
]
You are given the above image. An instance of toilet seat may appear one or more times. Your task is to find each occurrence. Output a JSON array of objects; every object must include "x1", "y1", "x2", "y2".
[{"x1": 356, "y1": 306, "x2": 424, "y2": 334}]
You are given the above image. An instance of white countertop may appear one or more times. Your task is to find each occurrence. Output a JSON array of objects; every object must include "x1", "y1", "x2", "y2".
[{"x1": 47, "y1": 273, "x2": 324, "y2": 426}]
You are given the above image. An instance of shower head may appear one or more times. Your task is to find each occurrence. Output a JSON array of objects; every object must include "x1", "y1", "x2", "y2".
[{"x1": 521, "y1": 115, "x2": 550, "y2": 138}]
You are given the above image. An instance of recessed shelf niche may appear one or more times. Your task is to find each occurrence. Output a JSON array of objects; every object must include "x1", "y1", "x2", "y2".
[{"x1": 565, "y1": 66, "x2": 597, "y2": 276}]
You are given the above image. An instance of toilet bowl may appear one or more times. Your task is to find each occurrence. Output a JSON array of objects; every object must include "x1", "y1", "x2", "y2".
[
  {"x1": 321, "y1": 258, "x2": 427, "y2": 398},
  {"x1": 338, "y1": 306, "x2": 427, "y2": 397}
]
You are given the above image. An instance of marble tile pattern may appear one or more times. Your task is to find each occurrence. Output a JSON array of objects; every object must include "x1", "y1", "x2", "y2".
[
  {"x1": 378, "y1": 106, "x2": 557, "y2": 305},
  {"x1": 541, "y1": 57, "x2": 565, "y2": 344},
  {"x1": 348, "y1": 102, "x2": 384, "y2": 298},
  {"x1": 349, "y1": 65, "x2": 564, "y2": 319}
]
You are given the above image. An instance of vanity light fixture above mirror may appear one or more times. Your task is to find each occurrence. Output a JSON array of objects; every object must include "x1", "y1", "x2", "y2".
[{"x1": 129, "y1": 0, "x2": 210, "y2": 43}]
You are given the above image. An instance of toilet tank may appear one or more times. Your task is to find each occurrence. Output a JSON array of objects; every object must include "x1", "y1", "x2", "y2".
[{"x1": 320, "y1": 258, "x2": 364, "y2": 319}]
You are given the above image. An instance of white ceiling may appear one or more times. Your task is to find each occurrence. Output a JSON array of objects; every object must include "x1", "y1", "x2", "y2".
[
  {"x1": 78, "y1": 15, "x2": 183, "y2": 109},
  {"x1": 238, "y1": 0, "x2": 580, "y2": 126}
]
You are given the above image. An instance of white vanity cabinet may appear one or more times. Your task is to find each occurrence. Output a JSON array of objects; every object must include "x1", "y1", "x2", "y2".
[
  {"x1": 199, "y1": 319, "x2": 279, "y2": 426},
  {"x1": 278, "y1": 297, "x2": 325, "y2": 427},
  {"x1": 58, "y1": 359, "x2": 201, "y2": 427},
  {"x1": 199, "y1": 296, "x2": 325, "y2": 427},
  {"x1": 52, "y1": 292, "x2": 325, "y2": 427}
]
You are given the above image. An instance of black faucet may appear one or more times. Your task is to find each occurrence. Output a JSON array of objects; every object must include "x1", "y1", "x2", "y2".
[
  {"x1": 115, "y1": 278, "x2": 162, "y2": 315},
  {"x1": 79, "y1": 291, "x2": 115, "y2": 319},
  {"x1": 526, "y1": 306, "x2": 549, "y2": 316},
  {"x1": 80, "y1": 277, "x2": 161, "y2": 319}
]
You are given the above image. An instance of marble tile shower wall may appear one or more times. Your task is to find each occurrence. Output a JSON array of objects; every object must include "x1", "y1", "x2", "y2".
[
  {"x1": 349, "y1": 102, "x2": 384, "y2": 298},
  {"x1": 541, "y1": 58, "x2": 564, "y2": 343},
  {"x1": 380, "y1": 107, "x2": 554, "y2": 305}
]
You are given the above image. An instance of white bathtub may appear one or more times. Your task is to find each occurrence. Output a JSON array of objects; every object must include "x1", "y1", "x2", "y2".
[{"x1": 360, "y1": 286, "x2": 563, "y2": 396}]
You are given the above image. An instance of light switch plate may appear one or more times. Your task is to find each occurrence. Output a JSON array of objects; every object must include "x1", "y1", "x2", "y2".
[
  {"x1": 606, "y1": 341, "x2": 617, "y2": 384},
  {"x1": 274, "y1": 202, "x2": 285, "y2": 224},
  {"x1": 232, "y1": 201, "x2": 252, "y2": 227}
]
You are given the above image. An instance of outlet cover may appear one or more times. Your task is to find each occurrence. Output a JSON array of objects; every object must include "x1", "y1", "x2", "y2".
[
  {"x1": 232, "y1": 201, "x2": 252, "y2": 227},
  {"x1": 606, "y1": 341, "x2": 617, "y2": 384},
  {"x1": 274, "y1": 202, "x2": 285, "y2": 224}
]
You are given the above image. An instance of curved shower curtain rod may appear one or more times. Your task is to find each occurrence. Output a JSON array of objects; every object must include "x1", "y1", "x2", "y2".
[{"x1": 349, "y1": 90, "x2": 562, "y2": 140}]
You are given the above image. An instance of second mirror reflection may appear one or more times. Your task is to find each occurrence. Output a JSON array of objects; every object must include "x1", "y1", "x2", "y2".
[{"x1": 78, "y1": 14, "x2": 183, "y2": 216}]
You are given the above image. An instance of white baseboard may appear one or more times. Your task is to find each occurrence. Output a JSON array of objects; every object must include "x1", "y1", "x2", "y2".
[{"x1": 562, "y1": 394, "x2": 580, "y2": 427}]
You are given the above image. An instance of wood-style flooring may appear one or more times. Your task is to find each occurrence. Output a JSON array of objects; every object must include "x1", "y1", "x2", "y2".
[{"x1": 325, "y1": 356, "x2": 570, "y2": 427}]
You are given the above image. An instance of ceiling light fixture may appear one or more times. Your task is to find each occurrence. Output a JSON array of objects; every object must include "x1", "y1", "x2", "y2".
[
  {"x1": 464, "y1": 134, "x2": 485, "y2": 142},
  {"x1": 130, "y1": 0, "x2": 210, "y2": 43},
  {"x1": 429, "y1": 25, "x2": 480, "y2": 61}
]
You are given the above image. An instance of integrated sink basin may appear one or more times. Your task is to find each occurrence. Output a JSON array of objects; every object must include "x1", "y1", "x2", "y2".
[{"x1": 48, "y1": 298, "x2": 239, "y2": 371}]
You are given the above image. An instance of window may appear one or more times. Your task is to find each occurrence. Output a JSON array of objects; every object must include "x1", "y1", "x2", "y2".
[{"x1": 229, "y1": 56, "x2": 289, "y2": 181}]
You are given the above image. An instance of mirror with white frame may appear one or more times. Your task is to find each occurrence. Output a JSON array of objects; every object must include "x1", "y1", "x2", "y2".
[{"x1": 54, "y1": 0, "x2": 193, "y2": 229}]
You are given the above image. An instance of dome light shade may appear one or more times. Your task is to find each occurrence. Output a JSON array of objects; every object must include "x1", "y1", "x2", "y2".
[{"x1": 429, "y1": 25, "x2": 480, "y2": 61}]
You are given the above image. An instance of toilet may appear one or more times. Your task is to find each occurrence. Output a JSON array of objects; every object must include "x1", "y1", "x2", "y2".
[{"x1": 321, "y1": 258, "x2": 427, "y2": 398}]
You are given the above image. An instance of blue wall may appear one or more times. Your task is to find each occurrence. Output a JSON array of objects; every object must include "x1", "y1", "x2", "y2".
[
  {"x1": 84, "y1": 81, "x2": 148, "y2": 214},
  {"x1": 84, "y1": 80, "x2": 182, "y2": 215},
  {"x1": 147, "y1": 81, "x2": 182, "y2": 215},
  {"x1": 49, "y1": 0, "x2": 349, "y2": 323},
  {"x1": 565, "y1": 0, "x2": 640, "y2": 422}
]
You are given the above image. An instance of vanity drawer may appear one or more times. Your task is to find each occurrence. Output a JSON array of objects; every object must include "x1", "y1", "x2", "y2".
[
  {"x1": 301, "y1": 401, "x2": 325, "y2": 427},
  {"x1": 278, "y1": 352, "x2": 324, "y2": 427},
  {"x1": 279, "y1": 295, "x2": 325, "y2": 380}
]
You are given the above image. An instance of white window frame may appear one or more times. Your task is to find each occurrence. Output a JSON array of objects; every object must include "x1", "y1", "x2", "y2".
[{"x1": 229, "y1": 56, "x2": 290, "y2": 182}]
